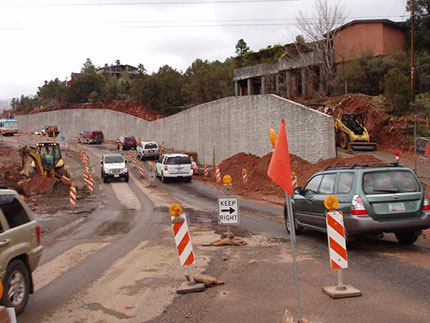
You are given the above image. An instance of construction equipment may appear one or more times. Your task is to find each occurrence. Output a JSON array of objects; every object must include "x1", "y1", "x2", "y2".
[
  {"x1": 19, "y1": 142, "x2": 71, "y2": 184},
  {"x1": 334, "y1": 113, "x2": 378, "y2": 151}
]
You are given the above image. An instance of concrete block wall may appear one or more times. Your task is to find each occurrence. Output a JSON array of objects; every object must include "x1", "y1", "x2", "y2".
[{"x1": 16, "y1": 95, "x2": 335, "y2": 164}]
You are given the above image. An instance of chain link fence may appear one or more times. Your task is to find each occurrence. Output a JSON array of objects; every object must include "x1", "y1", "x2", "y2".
[{"x1": 414, "y1": 137, "x2": 430, "y2": 187}]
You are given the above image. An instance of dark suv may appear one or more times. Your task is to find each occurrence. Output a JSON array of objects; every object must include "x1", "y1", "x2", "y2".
[
  {"x1": 0, "y1": 189, "x2": 43, "y2": 315},
  {"x1": 285, "y1": 162, "x2": 430, "y2": 244}
]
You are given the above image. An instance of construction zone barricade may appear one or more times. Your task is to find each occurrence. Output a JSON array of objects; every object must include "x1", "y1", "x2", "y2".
[
  {"x1": 215, "y1": 164, "x2": 221, "y2": 184},
  {"x1": 292, "y1": 171, "x2": 298, "y2": 189},
  {"x1": 70, "y1": 183, "x2": 76, "y2": 206},
  {"x1": 322, "y1": 195, "x2": 361, "y2": 299},
  {"x1": 169, "y1": 203, "x2": 205, "y2": 294},
  {"x1": 139, "y1": 162, "x2": 145, "y2": 178},
  {"x1": 242, "y1": 168, "x2": 248, "y2": 185},
  {"x1": 204, "y1": 163, "x2": 209, "y2": 177},
  {"x1": 88, "y1": 175, "x2": 94, "y2": 196}
]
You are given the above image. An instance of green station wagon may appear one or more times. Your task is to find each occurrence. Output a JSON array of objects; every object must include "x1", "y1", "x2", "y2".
[{"x1": 285, "y1": 163, "x2": 430, "y2": 244}]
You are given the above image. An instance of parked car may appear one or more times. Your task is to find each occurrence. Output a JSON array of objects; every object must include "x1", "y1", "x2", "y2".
[
  {"x1": 285, "y1": 162, "x2": 430, "y2": 244},
  {"x1": 78, "y1": 131, "x2": 104, "y2": 144},
  {"x1": 155, "y1": 153, "x2": 193, "y2": 183},
  {"x1": 116, "y1": 136, "x2": 137, "y2": 150},
  {"x1": 137, "y1": 141, "x2": 159, "y2": 160},
  {"x1": 101, "y1": 153, "x2": 129, "y2": 183},
  {"x1": 0, "y1": 188, "x2": 43, "y2": 315}
]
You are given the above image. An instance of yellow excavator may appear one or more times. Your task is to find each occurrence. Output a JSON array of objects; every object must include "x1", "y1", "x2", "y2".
[
  {"x1": 334, "y1": 113, "x2": 378, "y2": 151},
  {"x1": 19, "y1": 142, "x2": 71, "y2": 184}
]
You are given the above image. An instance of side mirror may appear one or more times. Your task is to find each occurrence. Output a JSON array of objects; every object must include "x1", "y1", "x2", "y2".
[{"x1": 293, "y1": 187, "x2": 302, "y2": 196}]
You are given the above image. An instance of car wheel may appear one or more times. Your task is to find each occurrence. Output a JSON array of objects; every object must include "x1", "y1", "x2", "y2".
[
  {"x1": 185, "y1": 176, "x2": 192, "y2": 182},
  {"x1": 161, "y1": 172, "x2": 167, "y2": 183},
  {"x1": 284, "y1": 208, "x2": 303, "y2": 235},
  {"x1": 103, "y1": 176, "x2": 108, "y2": 183},
  {"x1": 125, "y1": 174, "x2": 129, "y2": 183},
  {"x1": 1, "y1": 259, "x2": 30, "y2": 315},
  {"x1": 395, "y1": 232, "x2": 418, "y2": 245}
]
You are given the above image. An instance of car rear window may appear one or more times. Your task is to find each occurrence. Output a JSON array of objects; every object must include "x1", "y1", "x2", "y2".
[
  {"x1": 125, "y1": 137, "x2": 135, "y2": 141},
  {"x1": 363, "y1": 170, "x2": 420, "y2": 195},
  {"x1": 145, "y1": 143, "x2": 158, "y2": 149},
  {"x1": 166, "y1": 156, "x2": 191, "y2": 165},
  {"x1": 0, "y1": 195, "x2": 30, "y2": 229}
]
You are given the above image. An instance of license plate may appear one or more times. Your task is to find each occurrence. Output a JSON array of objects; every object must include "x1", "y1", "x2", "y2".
[
  {"x1": 389, "y1": 202, "x2": 405, "y2": 212},
  {"x1": 176, "y1": 166, "x2": 184, "y2": 170},
  {"x1": 114, "y1": 175, "x2": 119, "y2": 178}
]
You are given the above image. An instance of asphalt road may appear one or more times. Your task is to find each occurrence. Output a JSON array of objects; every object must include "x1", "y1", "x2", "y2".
[{"x1": 4, "y1": 135, "x2": 430, "y2": 322}]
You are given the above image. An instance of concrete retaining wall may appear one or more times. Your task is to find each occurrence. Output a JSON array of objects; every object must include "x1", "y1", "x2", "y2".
[{"x1": 16, "y1": 95, "x2": 335, "y2": 164}]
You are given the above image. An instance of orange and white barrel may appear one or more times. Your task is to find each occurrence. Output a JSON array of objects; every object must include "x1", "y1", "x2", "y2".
[
  {"x1": 172, "y1": 214, "x2": 195, "y2": 266},
  {"x1": 88, "y1": 175, "x2": 93, "y2": 194},
  {"x1": 326, "y1": 210, "x2": 348, "y2": 270},
  {"x1": 129, "y1": 149, "x2": 132, "y2": 160},
  {"x1": 242, "y1": 168, "x2": 248, "y2": 185},
  {"x1": 133, "y1": 154, "x2": 137, "y2": 168},
  {"x1": 292, "y1": 171, "x2": 298, "y2": 189},
  {"x1": 70, "y1": 183, "x2": 76, "y2": 206},
  {"x1": 204, "y1": 163, "x2": 209, "y2": 177},
  {"x1": 215, "y1": 164, "x2": 221, "y2": 184},
  {"x1": 140, "y1": 162, "x2": 145, "y2": 178}
]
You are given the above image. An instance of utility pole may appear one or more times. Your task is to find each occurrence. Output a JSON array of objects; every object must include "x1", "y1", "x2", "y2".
[{"x1": 411, "y1": 0, "x2": 416, "y2": 102}]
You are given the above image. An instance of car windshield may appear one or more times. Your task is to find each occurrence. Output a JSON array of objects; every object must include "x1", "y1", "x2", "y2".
[
  {"x1": 125, "y1": 137, "x2": 135, "y2": 141},
  {"x1": 105, "y1": 156, "x2": 124, "y2": 163},
  {"x1": 145, "y1": 143, "x2": 157, "y2": 149},
  {"x1": 166, "y1": 156, "x2": 191, "y2": 165},
  {"x1": 363, "y1": 170, "x2": 420, "y2": 194}
]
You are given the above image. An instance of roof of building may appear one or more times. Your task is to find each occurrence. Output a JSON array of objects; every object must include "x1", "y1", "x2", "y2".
[{"x1": 333, "y1": 19, "x2": 405, "y2": 34}]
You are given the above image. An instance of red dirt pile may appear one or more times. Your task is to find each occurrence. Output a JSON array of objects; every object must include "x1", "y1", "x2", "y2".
[
  {"x1": 208, "y1": 151, "x2": 384, "y2": 203},
  {"x1": 25, "y1": 100, "x2": 165, "y2": 122}
]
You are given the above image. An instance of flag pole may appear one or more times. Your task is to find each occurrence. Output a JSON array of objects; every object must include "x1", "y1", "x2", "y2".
[{"x1": 286, "y1": 192, "x2": 302, "y2": 323}]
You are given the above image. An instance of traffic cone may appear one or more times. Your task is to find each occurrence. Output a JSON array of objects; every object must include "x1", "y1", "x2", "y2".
[{"x1": 425, "y1": 142, "x2": 430, "y2": 156}]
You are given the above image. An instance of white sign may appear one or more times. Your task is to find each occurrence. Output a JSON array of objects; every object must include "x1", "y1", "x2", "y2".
[
  {"x1": 56, "y1": 131, "x2": 70, "y2": 145},
  {"x1": 218, "y1": 196, "x2": 239, "y2": 224},
  {"x1": 148, "y1": 173, "x2": 155, "y2": 181}
]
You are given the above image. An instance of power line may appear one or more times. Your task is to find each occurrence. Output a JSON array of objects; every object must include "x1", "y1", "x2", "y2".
[{"x1": 0, "y1": 0, "x2": 300, "y2": 6}]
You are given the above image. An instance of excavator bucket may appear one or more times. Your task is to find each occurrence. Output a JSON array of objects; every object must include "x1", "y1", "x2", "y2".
[{"x1": 349, "y1": 142, "x2": 378, "y2": 151}]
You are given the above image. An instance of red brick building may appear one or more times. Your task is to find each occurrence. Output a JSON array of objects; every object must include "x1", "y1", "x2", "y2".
[{"x1": 334, "y1": 19, "x2": 406, "y2": 63}]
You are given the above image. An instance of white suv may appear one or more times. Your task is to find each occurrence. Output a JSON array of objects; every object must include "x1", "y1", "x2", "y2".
[
  {"x1": 137, "y1": 141, "x2": 159, "y2": 160},
  {"x1": 156, "y1": 153, "x2": 193, "y2": 183},
  {"x1": 101, "y1": 154, "x2": 129, "y2": 183}
]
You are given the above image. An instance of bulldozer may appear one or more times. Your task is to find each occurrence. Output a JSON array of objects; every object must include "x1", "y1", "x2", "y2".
[
  {"x1": 19, "y1": 142, "x2": 71, "y2": 184},
  {"x1": 334, "y1": 113, "x2": 378, "y2": 151}
]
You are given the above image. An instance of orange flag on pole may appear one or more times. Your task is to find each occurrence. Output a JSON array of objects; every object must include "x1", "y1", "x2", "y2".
[{"x1": 267, "y1": 119, "x2": 293, "y2": 196}]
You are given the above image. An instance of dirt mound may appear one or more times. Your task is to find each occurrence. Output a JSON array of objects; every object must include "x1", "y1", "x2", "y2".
[
  {"x1": 205, "y1": 151, "x2": 384, "y2": 204},
  {"x1": 25, "y1": 100, "x2": 165, "y2": 122}
]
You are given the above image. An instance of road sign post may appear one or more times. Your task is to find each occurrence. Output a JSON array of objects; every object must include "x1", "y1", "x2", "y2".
[{"x1": 218, "y1": 175, "x2": 239, "y2": 239}]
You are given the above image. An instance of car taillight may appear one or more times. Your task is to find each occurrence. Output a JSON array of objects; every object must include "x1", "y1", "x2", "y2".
[
  {"x1": 36, "y1": 225, "x2": 41, "y2": 246},
  {"x1": 351, "y1": 195, "x2": 368, "y2": 216},
  {"x1": 191, "y1": 164, "x2": 194, "y2": 170},
  {"x1": 424, "y1": 193, "x2": 430, "y2": 211},
  {"x1": 164, "y1": 166, "x2": 168, "y2": 171}
]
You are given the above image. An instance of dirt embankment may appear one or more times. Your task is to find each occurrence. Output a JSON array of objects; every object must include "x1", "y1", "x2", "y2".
[
  {"x1": 196, "y1": 151, "x2": 384, "y2": 204},
  {"x1": 12, "y1": 100, "x2": 165, "y2": 122}
]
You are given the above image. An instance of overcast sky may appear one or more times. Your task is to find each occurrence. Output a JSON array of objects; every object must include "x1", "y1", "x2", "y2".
[{"x1": 0, "y1": 0, "x2": 408, "y2": 100}]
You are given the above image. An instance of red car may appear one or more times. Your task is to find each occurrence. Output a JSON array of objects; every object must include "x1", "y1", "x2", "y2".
[{"x1": 116, "y1": 136, "x2": 137, "y2": 150}]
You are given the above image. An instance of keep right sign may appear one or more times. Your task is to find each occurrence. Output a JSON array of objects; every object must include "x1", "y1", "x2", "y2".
[{"x1": 218, "y1": 196, "x2": 239, "y2": 225}]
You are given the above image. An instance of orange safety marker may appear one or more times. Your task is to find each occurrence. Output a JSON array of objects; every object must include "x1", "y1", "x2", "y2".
[
  {"x1": 322, "y1": 195, "x2": 361, "y2": 298},
  {"x1": 425, "y1": 142, "x2": 430, "y2": 156},
  {"x1": 75, "y1": 144, "x2": 80, "y2": 152},
  {"x1": 140, "y1": 161, "x2": 145, "y2": 178},
  {"x1": 70, "y1": 183, "x2": 76, "y2": 206},
  {"x1": 133, "y1": 154, "x2": 137, "y2": 168},
  {"x1": 204, "y1": 163, "x2": 209, "y2": 177},
  {"x1": 242, "y1": 168, "x2": 248, "y2": 185},
  {"x1": 291, "y1": 171, "x2": 298, "y2": 189},
  {"x1": 170, "y1": 204, "x2": 195, "y2": 266},
  {"x1": 215, "y1": 164, "x2": 221, "y2": 184},
  {"x1": 88, "y1": 175, "x2": 94, "y2": 195},
  {"x1": 119, "y1": 143, "x2": 123, "y2": 153},
  {"x1": 129, "y1": 149, "x2": 132, "y2": 160}
]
